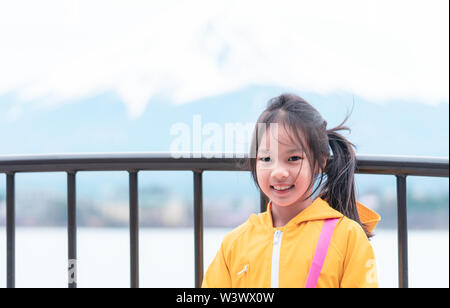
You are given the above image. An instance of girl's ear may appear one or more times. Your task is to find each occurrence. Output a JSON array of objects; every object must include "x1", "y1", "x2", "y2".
[{"x1": 316, "y1": 157, "x2": 327, "y2": 175}]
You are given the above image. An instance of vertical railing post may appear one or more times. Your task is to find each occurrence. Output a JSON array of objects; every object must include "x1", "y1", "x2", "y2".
[
  {"x1": 396, "y1": 175, "x2": 409, "y2": 288},
  {"x1": 260, "y1": 192, "x2": 269, "y2": 213},
  {"x1": 193, "y1": 170, "x2": 204, "y2": 288},
  {"x1": 67, "y1": 171, "x2": 77, "y2": 288},
  {"x1": 6, "y1": 172, "x2": 15, "y2": 288},
  {"x1": 129, "y1": 170, "x2": 139, "y2": 288}
]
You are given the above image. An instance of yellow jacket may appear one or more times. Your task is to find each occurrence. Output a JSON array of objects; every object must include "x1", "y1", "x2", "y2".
[{"x1": 202, "y1": 197, "x2": 380, "y2": 288}]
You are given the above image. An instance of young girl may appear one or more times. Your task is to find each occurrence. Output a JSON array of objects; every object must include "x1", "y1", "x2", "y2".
[{"x1": 202, "y1": 93, "x2": 380, "y2": 288}]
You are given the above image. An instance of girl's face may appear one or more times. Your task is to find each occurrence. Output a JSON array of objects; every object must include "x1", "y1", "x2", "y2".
[{"x1": 256, "y1": 124, "x2": 316, "y2": 207}]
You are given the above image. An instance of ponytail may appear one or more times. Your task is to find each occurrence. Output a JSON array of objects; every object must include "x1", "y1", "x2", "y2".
[{"x1": 320, "y1": 119, "x2": 373, "y2": 238}]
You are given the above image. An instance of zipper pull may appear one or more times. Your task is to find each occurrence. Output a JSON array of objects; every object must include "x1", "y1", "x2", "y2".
[{"x1": 273, "y1": 230, "x2": 282, "y2": 245}]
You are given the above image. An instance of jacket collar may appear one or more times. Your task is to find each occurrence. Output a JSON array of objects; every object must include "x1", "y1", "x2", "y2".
[
  {"x1": 251, "y1": 197, "x2": 380, "y2": 232},
  {"x1": 251, "y1": 197, "x2": 342, "y2": 230}
]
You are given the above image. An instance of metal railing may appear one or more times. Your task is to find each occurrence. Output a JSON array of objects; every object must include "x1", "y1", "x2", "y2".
[{"x1": 0, "y1": 153, "x2": 448, "y2": 288}]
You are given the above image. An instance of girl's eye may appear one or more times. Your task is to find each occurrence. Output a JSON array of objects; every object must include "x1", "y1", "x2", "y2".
[
  {"x1": 289, "y1": 156, "x2": 303, "y2": 161},
  {"x1": 259, "y1": 157, "x2": 271, "y2": 162}
]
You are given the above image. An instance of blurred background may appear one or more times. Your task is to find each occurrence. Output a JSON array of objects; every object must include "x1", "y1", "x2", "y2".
[{"x1": 0, "y1": 0, "x2": 448, "y2": 288}]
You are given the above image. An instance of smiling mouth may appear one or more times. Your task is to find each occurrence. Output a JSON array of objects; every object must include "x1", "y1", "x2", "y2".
[{"x1": 271, "y1": 185, "x2": 295, "y2": 191}]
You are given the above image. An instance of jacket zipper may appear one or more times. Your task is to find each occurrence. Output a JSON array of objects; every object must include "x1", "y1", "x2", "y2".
[{"x1": 271, "y1": 230, "x2": 283, "y2": 288}]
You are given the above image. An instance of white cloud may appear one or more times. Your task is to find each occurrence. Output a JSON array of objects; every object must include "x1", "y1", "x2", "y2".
[{"x1": 0, "y1": 0, "x2": 448, "y2": 119}]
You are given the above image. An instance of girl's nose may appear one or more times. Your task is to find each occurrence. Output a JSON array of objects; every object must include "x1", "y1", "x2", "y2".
[{"x1": 271, "y1": 165, "x2": 289, "y2": 180}]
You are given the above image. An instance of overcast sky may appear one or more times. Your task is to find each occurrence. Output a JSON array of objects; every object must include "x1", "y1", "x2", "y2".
[{"x1": 0, "y1": 0, "x2": 448, "y2": 119}]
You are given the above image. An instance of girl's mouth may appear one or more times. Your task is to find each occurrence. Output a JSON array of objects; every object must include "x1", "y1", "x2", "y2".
[{"x1": 271, "y1": 185, "x2": 295, "y2": 194}]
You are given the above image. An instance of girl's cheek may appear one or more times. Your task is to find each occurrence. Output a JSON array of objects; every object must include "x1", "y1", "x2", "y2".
[{"x1": 256, "y1": 169, "x2": 269, "y2": 186}]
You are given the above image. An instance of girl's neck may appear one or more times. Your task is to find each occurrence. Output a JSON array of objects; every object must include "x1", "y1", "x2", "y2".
[{"x1": 271, "y1": 198, "x2": 313, "y2": 228}]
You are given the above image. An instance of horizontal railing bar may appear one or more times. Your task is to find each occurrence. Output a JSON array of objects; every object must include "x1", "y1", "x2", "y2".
[
  {"x1": 355, "y1": 155, "x2": 449, "y2": 177},
  {"x1": 0, "y1": 153, "x2": 448, "y2": 177}
]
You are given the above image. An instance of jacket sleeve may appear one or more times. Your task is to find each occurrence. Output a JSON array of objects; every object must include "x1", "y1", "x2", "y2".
[
  {"x1": 340, "y1": 222, "x2": 379, "y2": 288},
  {"x1": 201, "y1": 241, "x2": 232, "y2": 288}
]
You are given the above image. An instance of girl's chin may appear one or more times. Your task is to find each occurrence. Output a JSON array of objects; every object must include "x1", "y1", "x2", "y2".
[
  {"x1": 271, "y1": 200, "x2": 295, "y2": 207},
  {"x1": 269, "y1": 195, "x2": 296, "y2": 206}
]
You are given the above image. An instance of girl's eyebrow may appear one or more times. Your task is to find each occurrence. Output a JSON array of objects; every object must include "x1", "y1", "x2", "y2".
[
  {"x1": 286, "y1": 148, "x2": 304, "y2": 153},
  {"x1": 258, "y1": 148, "x2": 304, "y2": 154}
]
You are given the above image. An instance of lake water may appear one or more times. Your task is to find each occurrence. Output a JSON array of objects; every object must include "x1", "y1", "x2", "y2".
[{"x1": 0, "y1": 228, "x2": 448, "y2": 288}]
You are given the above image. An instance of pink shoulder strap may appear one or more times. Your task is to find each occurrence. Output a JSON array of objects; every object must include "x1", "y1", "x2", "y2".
[{"x1": 305, "y1": 218, "x2": 339, "y2": 288}]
